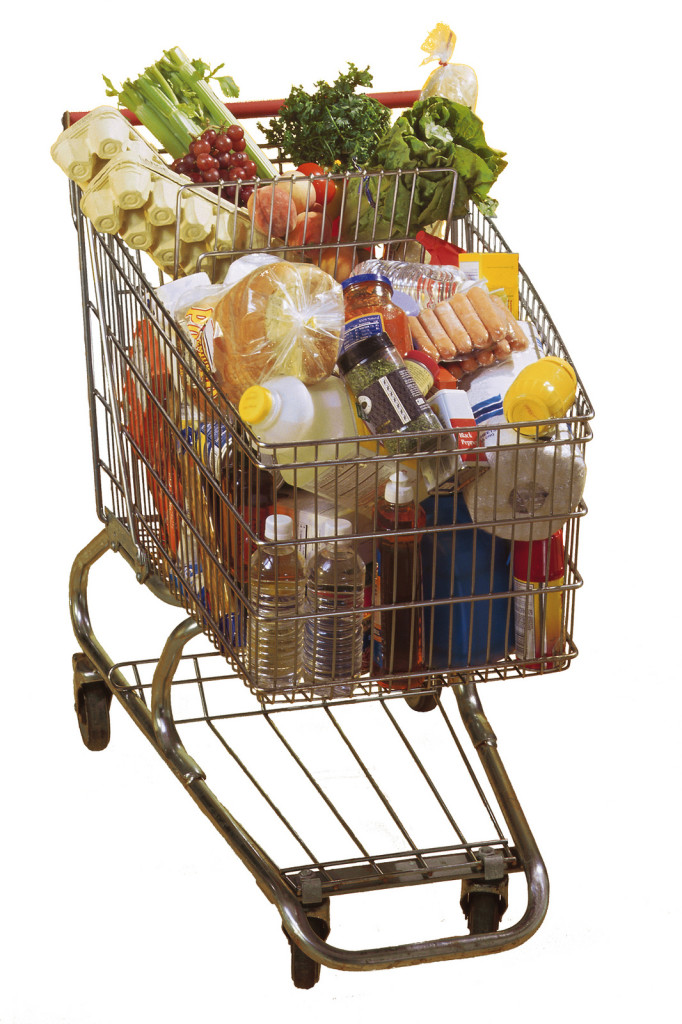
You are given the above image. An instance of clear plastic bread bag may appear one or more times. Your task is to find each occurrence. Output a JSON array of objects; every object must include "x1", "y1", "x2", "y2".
[
  {"x1": 212, "y1": 261, "x2": 344, "y2": 406},
  {"x1": 419, "y1": 23, "x2": 478, "y2": 111}
]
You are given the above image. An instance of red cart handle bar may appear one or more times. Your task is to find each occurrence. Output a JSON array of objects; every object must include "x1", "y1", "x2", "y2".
[{"x1": 66, "y1": 90, "x2": 421, "y2": 125}]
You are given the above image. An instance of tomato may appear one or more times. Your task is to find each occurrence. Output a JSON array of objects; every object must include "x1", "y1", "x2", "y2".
[
  {"x1": 296, "y1": 162, "x2": 337, "y2": 207},
  {"x1": 297, "y1": 161, "x2": 324, "y2": 176}
]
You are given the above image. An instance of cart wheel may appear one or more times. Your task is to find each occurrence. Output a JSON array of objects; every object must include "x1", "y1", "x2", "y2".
[
  {"x1": 466, "y1": 891, "x2": 502, "y2": 935},
  {"x1": 405, "y1": 677, "x2": 443, "y2": 713},
  {"x1": 73, "y1": 654, "x2": 112, "y2": 752}
]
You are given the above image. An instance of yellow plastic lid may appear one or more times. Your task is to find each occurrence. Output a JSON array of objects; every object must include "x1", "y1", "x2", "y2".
[
  {"x1": 504, "y1": 357, "x2": 577, "y2": 436},
  {"x1": 239, "y1": 385, "x2": 273, "y2": 425}
]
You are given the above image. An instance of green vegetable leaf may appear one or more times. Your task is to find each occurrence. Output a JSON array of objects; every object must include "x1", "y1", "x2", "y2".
[
  {"x1": 102, "y1": 75, "x2": 118, "y2": 98},
  {"x1": 257, "y1": 63, "x2": 391, "y2": 170},
  {"x1": 214, "y1": 75, "x2": 239, "y2": 99},
  {"x1": 349, "y1": 95, "x2": 507, "y2": 236}
]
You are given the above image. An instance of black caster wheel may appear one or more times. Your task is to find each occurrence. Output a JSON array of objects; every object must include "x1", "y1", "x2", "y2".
[
  {"x1": 289, "y1": 915, "x2": 329, "y2": 990},
  {"x1": 283, "y1": 896, "x2": 330, "y2": 991},
  {"x1": 465, "y1": 891, "x2": 502, "y2": 935},
  {"x1": 73, "y1": 653, "x2": 112, "y2": 752},
  {"x1": 406, "y1": 677, "x2": 443, "y2": 713}
]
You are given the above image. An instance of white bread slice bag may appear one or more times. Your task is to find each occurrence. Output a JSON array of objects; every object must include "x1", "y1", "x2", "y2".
[{"x1": 212, "y1": 261, "x2": 344, "y2": 406}]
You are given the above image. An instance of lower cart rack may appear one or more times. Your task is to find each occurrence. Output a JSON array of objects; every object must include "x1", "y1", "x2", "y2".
[{"x1": 71, "y1": 524, "x2": 547, "y2": 984}]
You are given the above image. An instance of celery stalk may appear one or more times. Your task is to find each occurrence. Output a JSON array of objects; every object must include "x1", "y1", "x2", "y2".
[
  {"x1": 163, "y1": 47, "x2": 277, "y2": 178},
  {"x1": 118, "y1": 82, "x2": 188, "y2": 158},
  {"x1": 105, "y1": 48, "x2": 277, "y2": 177},
  {"x1": 135, "y1": 77, "x2": 197, "y2": 154}
]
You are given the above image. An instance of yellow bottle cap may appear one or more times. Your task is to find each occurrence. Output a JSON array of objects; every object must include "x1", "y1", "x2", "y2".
[
  {"x1": 238, "y1": 385, "x2": 273, "y2": 425},
  {"x1": 504, "y1": 357, "x2": 577, "y2": 436}
]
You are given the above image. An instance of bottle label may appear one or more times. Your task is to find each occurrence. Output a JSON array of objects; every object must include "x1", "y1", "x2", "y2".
[
  {"x1": 342, "y1": 313, "x2": 385, "y2": 352},
  {"x1": 513, "y1": 576, "x2": 564, "y2": 663},
  {"x1": 181, "y1": 304, "x2": 221, "y2": 401},
  {"x1": 357, "y1": 368, "x2": 429, "y2": 435}
]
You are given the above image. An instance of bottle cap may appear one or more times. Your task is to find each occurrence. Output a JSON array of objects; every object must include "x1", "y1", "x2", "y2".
[
  {"x1": 384, "y1": 469, "x2": 414, "y2": 505},
  {"x1": 264, "y1": 514, "x2": 294, "y2": 541},
  {"x1": 513, "y1": 530, "x2": 565, "y2": 581},
  {"x1": 239, "y1": 385, "x2": 273, "y2": 425},
  {"x1": 320, "y1": 517, "x2": 352, "y2": 538},
  {"x1": 503, "y1": 356, "x2": 577, "y2": 436},
  {"x1": 341, "y1": 273, "x2": 393, "y2": 292}
]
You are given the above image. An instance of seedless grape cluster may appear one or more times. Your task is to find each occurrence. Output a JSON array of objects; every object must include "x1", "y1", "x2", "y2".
[{"x1": 170, "y1": 125, "x2": 257, "y2": 205}]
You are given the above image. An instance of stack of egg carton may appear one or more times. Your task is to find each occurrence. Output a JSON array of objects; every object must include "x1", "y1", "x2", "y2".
[{"x1": 52, "y1": 106, "x2": 263, "y2": 278}]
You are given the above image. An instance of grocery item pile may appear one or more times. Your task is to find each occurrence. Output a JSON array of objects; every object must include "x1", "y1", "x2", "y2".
[{"x1": 53, "y1": 31, "x2": 588, "y2": 697}]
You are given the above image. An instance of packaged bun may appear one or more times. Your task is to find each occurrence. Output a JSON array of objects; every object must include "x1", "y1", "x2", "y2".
[{"x1": 213, "y1": 261, "x2": 343, "y2": 405}]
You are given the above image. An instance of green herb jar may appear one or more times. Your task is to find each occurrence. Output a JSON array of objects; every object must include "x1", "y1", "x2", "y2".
[{"x1": 337, "y1": 332, "x2": 443, "y2": 456}]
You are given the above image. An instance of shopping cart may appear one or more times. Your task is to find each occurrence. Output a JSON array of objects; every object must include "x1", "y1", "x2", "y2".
[{"x1": 63, "y1": 93, "x2": 593, "y2": 988}]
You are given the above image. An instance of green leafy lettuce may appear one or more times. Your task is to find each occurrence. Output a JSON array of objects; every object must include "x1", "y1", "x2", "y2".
[{"x1": 343, "y1": 96, "x2": 507, "y2": 241}]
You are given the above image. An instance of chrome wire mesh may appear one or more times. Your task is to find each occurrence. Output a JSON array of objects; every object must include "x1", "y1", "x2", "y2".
[{"x1": 72, "y1": 169, "x2": 593, "y2": 704}]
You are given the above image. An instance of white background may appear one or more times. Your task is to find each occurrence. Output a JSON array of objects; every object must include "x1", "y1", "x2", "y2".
[{"x1": 3, "y1": 2, "x2": 680, "y2": 1020}]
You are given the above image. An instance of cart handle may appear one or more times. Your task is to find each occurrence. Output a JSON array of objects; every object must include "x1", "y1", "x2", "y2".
[{"x1": 65, "y1": 91, "x2": 421, "y2": 126}]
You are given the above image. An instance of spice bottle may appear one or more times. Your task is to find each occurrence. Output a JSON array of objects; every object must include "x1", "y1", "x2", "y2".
[
  {"x1": 404, "y1": 349, "x2": 440, "y2": 398},
  {"x1": 337, "y1": 332, "x2": 442, "y2": 457},
  {"x1": 373, "y1": 471, "x2": 426, "y2": 690},
  {"x1": 342, "y1": 274, "x2": 413, "y2": 358}
]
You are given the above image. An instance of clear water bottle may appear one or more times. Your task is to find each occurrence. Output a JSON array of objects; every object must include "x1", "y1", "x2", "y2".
[
  {"x1": 303, "y1": 518, "x2": 366, "y2": 699},
  {"x1": 248, "y1": 514, "x2": 304, "y2": 694},
  {"x1": 354, "y1": 258, "x2": 463, "y2": 308}
]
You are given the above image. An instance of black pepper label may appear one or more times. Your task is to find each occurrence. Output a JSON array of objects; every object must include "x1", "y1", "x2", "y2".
[{"x1": 357, "y1": 368, "x2": 430, "y2": 435}]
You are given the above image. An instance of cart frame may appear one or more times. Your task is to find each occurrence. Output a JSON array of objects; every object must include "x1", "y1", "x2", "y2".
[{"x1": 63, "y1": 94, "x2": 592, "y2": 985}]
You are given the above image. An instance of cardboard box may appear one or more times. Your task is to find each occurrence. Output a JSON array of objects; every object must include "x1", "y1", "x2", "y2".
[{"x1": 458, "y1": 252, "x2": 519, "y2": 318}]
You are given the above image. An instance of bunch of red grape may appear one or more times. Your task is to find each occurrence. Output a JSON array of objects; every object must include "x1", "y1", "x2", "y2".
[{"x1": 170, "y1": 125, "x2": 257, "y2": 206}]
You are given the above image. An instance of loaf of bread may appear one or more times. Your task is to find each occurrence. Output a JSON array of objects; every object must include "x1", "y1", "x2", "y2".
[{"x1": 213, "y1": 261, "x2": 343, "y2": 405}]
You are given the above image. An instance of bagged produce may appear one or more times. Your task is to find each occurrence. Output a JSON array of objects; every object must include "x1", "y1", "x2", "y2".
[
  {"x1": 419, "y1": 23, "x2": 478, "y2": 111},
  {"x1": 213, "y1": 261, "x2": 343, "y2": 405}
]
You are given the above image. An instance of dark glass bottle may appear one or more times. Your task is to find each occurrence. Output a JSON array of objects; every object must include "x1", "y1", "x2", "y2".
[{"x1": 373, "y1": 471, "x2": 426, "y2": 690}]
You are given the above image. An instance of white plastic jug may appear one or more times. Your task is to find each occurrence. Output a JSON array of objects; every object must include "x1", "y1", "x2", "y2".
[{"x1": 239, "y1": 375, "x2": 385, "y2": 506}]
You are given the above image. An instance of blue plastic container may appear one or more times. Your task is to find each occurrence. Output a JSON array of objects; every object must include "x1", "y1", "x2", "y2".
[{"x1": 421, "y1": 492, "x2": 512, "y2": 669}]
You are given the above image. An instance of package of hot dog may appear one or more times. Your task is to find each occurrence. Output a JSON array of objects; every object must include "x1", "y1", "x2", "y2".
[{"x1": 409, "y1": 283, "x2": 528, "y2": 374}]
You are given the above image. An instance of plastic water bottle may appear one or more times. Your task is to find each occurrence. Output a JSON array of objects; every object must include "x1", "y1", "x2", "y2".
[
  {"x1": 248, "y1": 514, "x2": 304, "y2": 694},
  {"x1": 354, "y1": 258, "x2": 463, "y2": 308},
  {"x1": 302, "y1": 518, "x2": 366, "y2": 699}
]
